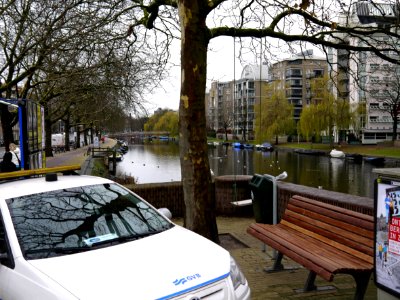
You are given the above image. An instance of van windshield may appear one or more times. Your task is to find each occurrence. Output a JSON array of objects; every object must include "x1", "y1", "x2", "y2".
[{"x1": 7, "y1": 183, "x2": 173, "y2": 259}]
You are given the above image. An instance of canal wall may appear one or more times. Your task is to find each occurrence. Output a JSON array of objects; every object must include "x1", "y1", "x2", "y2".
[{"x1": 125, "y1": 174, "x2": 374, "y2": 219}]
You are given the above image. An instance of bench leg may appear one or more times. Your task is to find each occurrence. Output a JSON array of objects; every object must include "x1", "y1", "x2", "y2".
[
  {"x1": 352, "y1": 272, "x2": 371, "y2": 300},
  {"x1": 272, "y1": 251, "x2": 284, "y2": 271},
  {"x1": 265, "y1": 251, "x2": 284, "y2": 272},
  {"x1": 304, "y1": 271, "x2": 317, "y2": 291}
]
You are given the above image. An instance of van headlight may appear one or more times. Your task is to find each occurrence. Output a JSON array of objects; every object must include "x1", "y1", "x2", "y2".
[{"x1": 230, "y1": 256, "x2": 246, "y2": 289}]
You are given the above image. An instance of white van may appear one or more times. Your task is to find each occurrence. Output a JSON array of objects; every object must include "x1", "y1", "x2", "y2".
[{"x1": 0, "y1": 168, "x2": 250, "y2": 299}]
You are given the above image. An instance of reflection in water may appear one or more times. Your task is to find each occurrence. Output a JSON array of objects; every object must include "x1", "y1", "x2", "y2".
[{"x1": 117, "y1": 143, "x2": 396, "y2": 198}]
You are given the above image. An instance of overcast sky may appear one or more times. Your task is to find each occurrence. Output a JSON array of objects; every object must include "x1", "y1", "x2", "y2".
[{"x1": 145, "y1": 36, "x2": 248, "y2": 113}]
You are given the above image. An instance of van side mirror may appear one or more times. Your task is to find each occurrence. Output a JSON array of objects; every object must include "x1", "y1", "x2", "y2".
[{"x1": 158, "y1": 208, "x2": 172, "y2": 220}]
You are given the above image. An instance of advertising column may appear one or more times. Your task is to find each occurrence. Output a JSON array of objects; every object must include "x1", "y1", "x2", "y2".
[{"x1": 374, "y1": 168, "x2": 400, "y2": 300}]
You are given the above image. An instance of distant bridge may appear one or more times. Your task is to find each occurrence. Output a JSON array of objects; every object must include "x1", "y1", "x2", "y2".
[{"x1": 108, "y1": 131, "x2": 170, "y2": 140}]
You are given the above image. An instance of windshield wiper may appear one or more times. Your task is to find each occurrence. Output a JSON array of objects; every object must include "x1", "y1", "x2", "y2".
[
  {"x1": 89, "y1": 228, "x2": 169, "y2": 247},
  {"x1": 53, "y1": 246, "x2": 92, "y2": 254},
  {"x1": 25, "y1": 246, "x2": 91, "y2": 258}
]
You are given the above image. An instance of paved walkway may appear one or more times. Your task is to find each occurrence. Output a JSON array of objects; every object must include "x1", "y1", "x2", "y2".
[
  {"x1": 45, "y1": 138, "x2": 117, "y2": 174},
  {"x1": 45, "y1": 140, "x2": 379, "y2": 299}
]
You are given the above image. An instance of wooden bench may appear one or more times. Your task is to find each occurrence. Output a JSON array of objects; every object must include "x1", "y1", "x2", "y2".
[{"x1": 247, "y1": 195, "x2": 374, "y2": 300}]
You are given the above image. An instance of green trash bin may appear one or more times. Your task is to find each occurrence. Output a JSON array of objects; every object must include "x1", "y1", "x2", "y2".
[{"x1": 249, "y1": 174, "x2": 274, "y2": 224}]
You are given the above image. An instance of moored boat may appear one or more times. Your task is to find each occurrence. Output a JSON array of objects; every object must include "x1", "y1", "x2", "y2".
[
  {"x1": 363, "y1": 156, "x2": 385, "y2": 165},
  {"x1": 330, "y1": 149, "x2": 345, "y2": 158},
  {"x1": 294, "y1": 148, "x2": 325, "y2": 156},
  {"x1": 243, "y1": 143, "x2": 254, "y2": 150},
  {"x1": 232, "y1": 142, "x2": 243, "y2": 149},
  {"x1": 345, "y1": 153, "x2": 363, "y2": 163},
  {"x1": 109, "y1": 152, "x2": 123, "y2": 162},
  {"x1": 256, "y1": 142, "x2": 274, "y2": 151}
]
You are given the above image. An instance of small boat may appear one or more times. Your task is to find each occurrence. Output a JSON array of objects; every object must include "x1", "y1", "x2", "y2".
[
  {"x1": 294, "y1": 149, "x2": 325, "y2": 156},
  {"x1": 242, "y1": 143, "x2": 254, "y2": 150},
  {"x1": 207, "y1": 141, "x2": 220, "y2": 147},
  {"x1": 119, "y1": 146, "x2": 128, "y2": 154},
  {"x1": 256, "y1": 142, "x2": 274, "y2": 152},
  {"x1": 109, "y1": 152, "x2": 123, "y2": 162},
  {"x1": 330, "y1": 149, "x2": 345, "y2": 158},
  {"x1": 345, "y1": 153, "x2": 363, "y2": 163},
  {"x1": 233, "y1": 142, "x2": 243, "y2": 149},
  {"x1": 363, "y1": 156, "x2": 385, "y2": 165}
]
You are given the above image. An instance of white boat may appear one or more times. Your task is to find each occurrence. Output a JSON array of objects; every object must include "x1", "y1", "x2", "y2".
[{"x1": 330, "y1": 149, "x2": 345, "y2": 158}]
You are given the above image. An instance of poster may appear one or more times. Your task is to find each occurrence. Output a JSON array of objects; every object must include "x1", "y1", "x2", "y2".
[{"x1": 375, "y1": 177, "x2": 400, "y2": 297}]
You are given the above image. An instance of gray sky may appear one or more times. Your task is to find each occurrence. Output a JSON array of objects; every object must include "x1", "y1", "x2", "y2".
[{"x1": 145, "y1": 36, "x2": 245, "y2": 112}]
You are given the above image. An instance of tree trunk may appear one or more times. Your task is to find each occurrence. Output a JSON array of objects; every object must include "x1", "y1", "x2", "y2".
[
  {"x1": 392, "y1": 108, "x2": 399, "y2": 141},
  {"x1": 76, "y1": 124, "x2": 81, "y2": 148},
  {"x1": 64, "y1": 117, "x2": 71, "y2": 151},
  {"x1": 178, "y1": 1, "x2": 219, "y2": 242}
]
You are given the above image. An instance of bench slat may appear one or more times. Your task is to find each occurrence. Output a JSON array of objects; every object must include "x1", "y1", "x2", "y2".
[
  {"x1": 286, "y1": 201, "x2": 374, "y2": 239},
  {"x1": 291, "y1": 195, "x2": 374, "y2": 226},
  {"x1": 283, "y1": 210, "x2": 374, "y2": 256}
]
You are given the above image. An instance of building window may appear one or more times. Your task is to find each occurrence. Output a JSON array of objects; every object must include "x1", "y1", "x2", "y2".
[
  {"x1": 370, "y1": 103, "x2": 379, "y2": 109},
  {"x1": 364, "y1": 133, "x2": 375, "y2": 139},
  {"x1": 370, "y1": 116, "x2": 378, "y2": 123},
  {"x1": 314, "y1": 69, "x2": 324, "y2": 77},
  {"x1": 370, "y1": 64, "x2": 379, "y2": 71},
  {"x1": 370, "y1": 76, "x2": 380, "y2": 83},
  {"x1": 285, "y1": 68, "x2": 302, "y2": 77},
  {"x1": 369, "y1": 89, "x2": 379, "y2": 95}
]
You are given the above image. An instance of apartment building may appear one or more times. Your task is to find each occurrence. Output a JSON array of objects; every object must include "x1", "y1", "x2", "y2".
[
  {"x1": 269, "y1": 50, "x2": 328, "y2": 123},
  {"x1": 206, "y1": 81, "x2": 234, "y2": 135},
  {"x1": 233, "y1": 64, "x2": 269, "y2": 140},
  {"x1": 330, "y1": 1, "x2": 400, "y2": 144},
  {"x1": 207, "y1": 64, "x2": 269, "y2": 140}
]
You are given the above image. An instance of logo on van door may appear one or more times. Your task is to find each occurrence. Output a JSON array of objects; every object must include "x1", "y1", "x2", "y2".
[{"x1": 173, "y1": 274, "x2": 201, "y2": 286}]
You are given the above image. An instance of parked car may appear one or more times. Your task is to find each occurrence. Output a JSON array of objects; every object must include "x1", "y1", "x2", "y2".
[{"x1": 0, "y1": 167, "x2": 250, "y2": 300}]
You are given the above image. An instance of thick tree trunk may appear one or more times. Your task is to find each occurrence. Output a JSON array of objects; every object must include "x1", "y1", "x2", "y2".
[{"x1": 178, "y1": 1, "x2": 219, "y2": 242}]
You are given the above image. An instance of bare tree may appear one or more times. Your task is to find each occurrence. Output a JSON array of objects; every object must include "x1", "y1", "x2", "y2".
[
  {"x1": 0, "y1": 0, "x2": 167, "y2": 154},
  {"x1": 219, "y1": 93, "x2": 234, "y2": 141}
]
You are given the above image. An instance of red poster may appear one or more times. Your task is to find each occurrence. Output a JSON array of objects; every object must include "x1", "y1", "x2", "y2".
[{"x1": 389, "y1": 216, "x2": 400, "y2": 255}]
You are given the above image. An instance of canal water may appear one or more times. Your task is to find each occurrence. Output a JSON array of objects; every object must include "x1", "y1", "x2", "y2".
[{"x1": 116, "y1": 142, "x2": 399, "y2": 199}]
